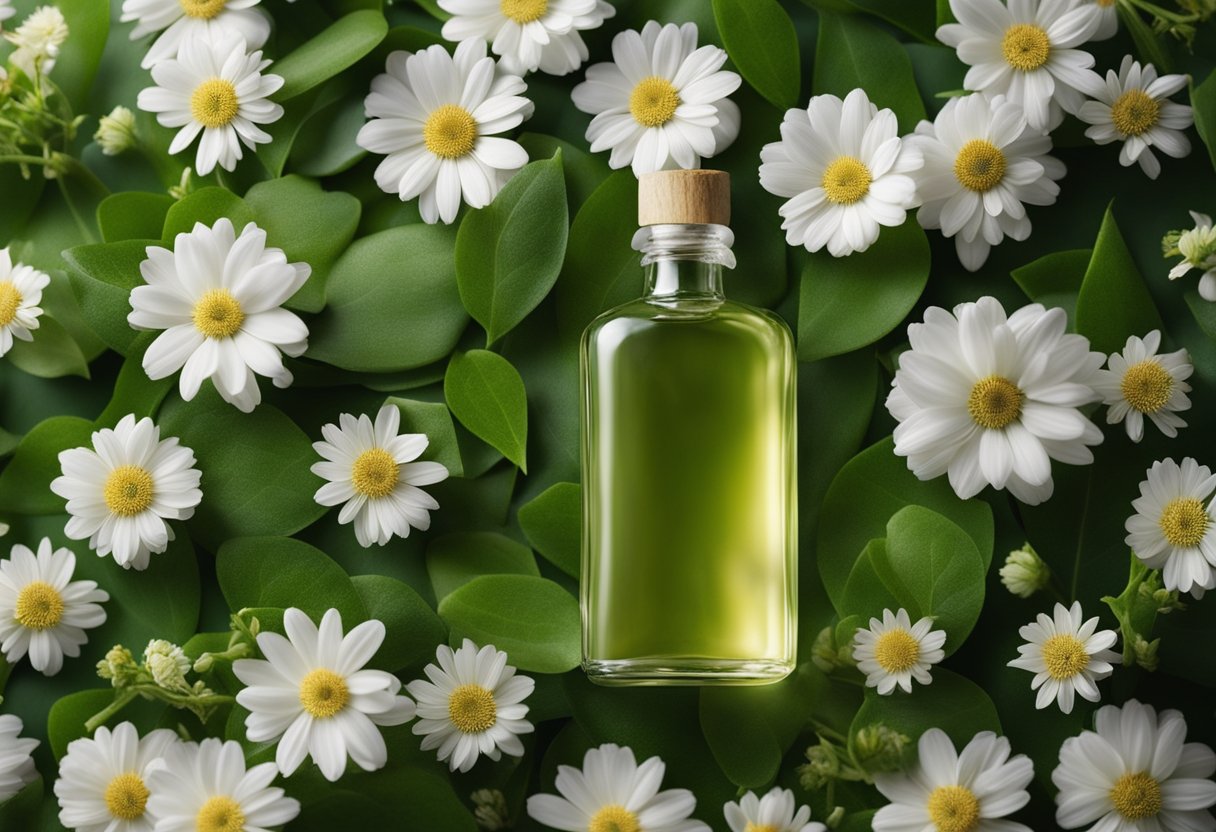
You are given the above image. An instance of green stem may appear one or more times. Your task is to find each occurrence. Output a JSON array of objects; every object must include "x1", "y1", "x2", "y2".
[{"x1": 84, "y1": 690, "x2": 137, "y2": 733}]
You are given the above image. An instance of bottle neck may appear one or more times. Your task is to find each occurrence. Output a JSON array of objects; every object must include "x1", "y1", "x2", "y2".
[{"x1": 635, "y1": 223, "x2": 735, "y2": 301}]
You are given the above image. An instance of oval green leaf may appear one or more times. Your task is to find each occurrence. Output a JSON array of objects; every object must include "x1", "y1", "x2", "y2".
[
  {"x1": 274, "y1": 10, "x2": 389, "y2": 100},
  {"x1": 217, "y1": 536, "x2": 367, "y2": 624},
  {"x1": 351, "y1": 574, "x2": 447, "y2": 672},
  {"x1": 712, "y1": 0, "x2": 800, "y2": 109},
  {"x1": 814, "y1": 12, "x2": 927, "y2": 131},
  {"x1": 425, "y1": 531, "x2": 539, "y2": 600},
  {"x1": 0, "y1": 416, "x2": 94, "y2": 514},
  {"x1": 6, "y1": 315, "x2": 90, "y2": 379},
  {"x1": 517, "y1": 481, "x2": 581, "y2": 578},
  {"x1": 444, "y1": 349, "x2": 528, "y2": 472},
  {"x1": 1075, "y1": 204, "x2": 1164, "y2": 355},
  {"x1": 62, "y1": 239, "x2": 155, "y2": 355}
]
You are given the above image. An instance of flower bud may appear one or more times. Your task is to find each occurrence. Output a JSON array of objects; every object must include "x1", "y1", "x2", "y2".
[
  {"x1": 999, "y1": 543, "x2": 1050, "y2": 598},
  {"x1": 94, "y1": 106, "x2": 137, "y2": 156}
]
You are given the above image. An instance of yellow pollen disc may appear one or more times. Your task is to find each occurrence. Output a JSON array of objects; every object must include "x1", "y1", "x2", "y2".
[
  {"x1": 196, "y1": 796, "x2": 245, "y2": 832},
  {"x1": 954, "y1": 140, "x2": 1007, "y2": 192},
  {"x1": 589, "y1": 805, "x2": 641, "y2": 832},
  {"x1": 1110, "y1": 89, "x2": 1161, "y2": 137},
  {"x1": 967, "y1": 376, "x2": 1023, "y2": 430},
  {"x1": 1159, "y1": 497, "x2": 1210, "y2": 548},
  {"x1": 179, "y1": 0, "x2": 226, "y2": 19},
  {"x1": 189, "y1": 78, "x2": 240, "y2": 128},
  {"x1": 1097, "y1": 0, "x2": 1115, "y2": 5},
  {"x1": 0, "y1": 281, "x2": 22, "y2": 327},
  {"x1": 103, "y1": 465, "x2": 155, "y2": 517},
  {"x1": 1110, "y1": 772, "x2": 1163, "y2": 820},
  {"x1": 298, "y1": 668, "x2": 350, "y2": 719},
  {"x1": 821, "y1": 156, "x2": 873, "y2": 205},
  {"x1": 1001, "y1": 24, "x2": 1051, "y2": 72},
  {"x1": 14, "y1": 581, "x2": 65, "y2": 631},
  {"x1": 1040, "y1": 633, "x2": 1089, "y2": 680},
  {"x1": 873, "y1": 628, "x2": 921, "y2": 674},
  {"x1": 104, "y1": 772, "x2": 150, "y2": 821},
  {"x1": 448, "y1": 684, "x2": 498, "y2": 734},
  {"x1": 1120, "y1": 359, "x2": 1173, "y2": 413},
  {"x1": 927, "y1": 785, "x2": 981, "y2": 832},
  {"x1": 500, "y1": 0, "x2": 547, "y2": 22},
  {"x1": 745, "y1": 824, "x2": 780, "y2": 832},
  {"x1": 423, "y1": 104, "x2": 478, "y2": 160},
  {"x1": 191, "y1": 289, "x2": 244, "y2": 339},
  {"x1": 630, "y1": 76, "x2": 681, "y2": 128},
  {"x1": 350, "y1": 448, "x2": 399, "y2": 499}
]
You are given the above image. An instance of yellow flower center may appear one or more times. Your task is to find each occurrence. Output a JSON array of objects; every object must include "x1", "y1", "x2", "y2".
[
  {"x1": 298, "y1": 668, "x2": 350, "y2": 719},
  {"x1": 350, "y1": 448, "x2": 399, "y2": 499},
  {"x1": 1120, "y1": 359, "x2": 1173, "y2": 413},
  {"x1": 927, "y1": 785, "x2": 981, "y2": 832},
  {"x1": 1040, "y1": 633, "x2": 1089, "y2": 680},
  {"x1": 954, "y1": 140, "x2": 1007, "y2": 192},
  {"x1": 1002, "y1": 24, "x2": 1051, "y2": 72},
  {"x1": 104, "y1": 772, "x2": 150, "y2": 821},
  {"x1": 14, "y1": 581, "x2": 64, "y2": 631},
  {"x1": 821, "y1": 156, "x2": 873, "y2": 205},
  {"x1": 873, "y1": 628, "x2": 921, "y2": 674},
  {"x1": 1110, "y1": 89, "x2": 1161, "y2": 137},
  {"x1": 189, "y1": 78, "x2": 240, "y2": 128},
  {"x1": 745, "y1": 825, "x2": 780, "y2": 832},
  {"x1": 589, "y1": 805, "x2": 641, "y2": 832},
  {"x1": 103, "y1": 465, "x2": 155, "y2": 517},
  {"x1": 1159, "y1": 497, "x2": 1210, "y2": 548},
  {"x1": 191, "y1": 289, "x2": 244, "y2": 339},
  {"x1": 629, "y1": 76, "x2": 681, "y2": 128},
  {"x1": 1110, "y1": 772, "x2": 1163, "y2": 820},
  {"x1": 179, "y1": 0, "x2": 226, "y2": 19},
  {"x1": 500, "y1": 0, "x2": 547, "y2": 22},
  {"x1": 196, "y1": 796, "x2": 245, "y2": 832},
  {"x1": 448, "y1": 683, "x2": 498, "y2": 733},
  {"x1": 0, "y1": 281, "x2": 22, "y2": 327},
  {"x1": 1097, "y1": 0, "x2": 1115, "y2": 5},
  {"x1": 423, "y1": 104, "x2": 478, "y2": 160},
  {"x1": 967, "y1": 376, "x2": 1023, "y2": 430}
]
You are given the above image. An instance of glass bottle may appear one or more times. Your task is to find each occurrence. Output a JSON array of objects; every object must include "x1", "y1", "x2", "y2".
[{"x1": 580, "y1": 170, "x2": 798, "y2": 686}]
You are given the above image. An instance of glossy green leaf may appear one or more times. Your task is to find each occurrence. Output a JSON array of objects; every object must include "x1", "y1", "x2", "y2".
[
  {"x1": 6, "y1": 315, "x2": 90, "y2": 379},
  {"x1": 162, "y1": 187, "x2": 254, "y2": 240},
  {"x1": 444, "y1": 350, "x2": 529, "y2": 472},
  {"x1": 62, "y1": 239, "x2": 153, "y2": 355},
  {"x1": 517, "y1": 482, "x2": 581, "y2": 578},
  {"x1": 814, "y1": 12, "x2": 927, "y2": 131},
  {"x1": 351, "y1": 575, "x2": 446, "y2": 671},
  {"x1": 840, "y1": 539, "x2": 903, "y2": 620},
  {"x1": 1193, "y1": 71, "x2": 1216, "y2": 172},
  {"x1": 96, "y1": 335, "x2": 174, "y2": 427},
  {"x1": 287, "y1": 93, "x2": 369, "y2": 178},
  {"x1": 217, "y1": 536, "x2": 366, "y2": 624},
  {"x1": 1011, "y1": 248, "x2": 1091, "y2": 325},
  {"x1": 97, "y1": 192, "x2": 176, "y2": 243},
  {"x1": 712, "y1": 0, "x2": 800, "y2": 109},
  {"x1": 0, "y1": 416, "x2": 93, "y2": 514},
  {"x1": 384, "y1": 397, "x2": 464, "y2": 478},
  {"x1": 0, "y1": 778, "x2": 40, "y2": 828},
  {"x1": 516, "y1": 133, "x2": 609, "y2": 212},
  {"x1": 850, "y1": 668, "x2": 1001, "y2": 753},
  {"x1": 274, "y1": 10, "x2": 390, "y2": 100},
  {"x1": 426, "y1": 531, "x2": 539, "y2": 600},
  {"x1": 1075, "y1": 205, "x2": 1163, "y2": 354},
  {"x1": 53, "y1": 0, "x2": 110, "y2": 111}
]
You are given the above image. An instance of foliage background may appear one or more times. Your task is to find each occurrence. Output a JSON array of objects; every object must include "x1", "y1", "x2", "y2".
[{"x1": 1, "y1": 0, "x2": 1215, "y2": 829}]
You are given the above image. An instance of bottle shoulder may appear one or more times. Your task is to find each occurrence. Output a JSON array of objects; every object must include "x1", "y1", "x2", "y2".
[{"x1": 582, "y1": 297, "x2": 794, "y2": 354}]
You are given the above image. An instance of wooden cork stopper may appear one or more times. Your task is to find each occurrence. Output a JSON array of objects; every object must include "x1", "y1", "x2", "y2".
[{"x1": 638, "y1": 169, "x2": 731, "y2": 227}]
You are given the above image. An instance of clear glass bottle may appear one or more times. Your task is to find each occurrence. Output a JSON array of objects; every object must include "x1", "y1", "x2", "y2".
[{"x1": 580, "y1": 170, "x2": 798, "y2": 686}]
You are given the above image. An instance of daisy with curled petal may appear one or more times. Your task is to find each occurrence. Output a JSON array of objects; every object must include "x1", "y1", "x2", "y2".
[
  {"x1": 758, "y1": 88, "x2": 922, "y2": 258},
  {"x1": 909, "y1": 92, "x2": 1066, "y2": 271},
  {"x1": 54, "y1": 721, "x2": 180, "y2": 832},
  {"x1": 1007, "y1": 601, "x2": 1120, "y2": 714},
  {"x1": 311, "y1": 404, "x2": 450, "y2": 548},
  {"x1": 887, "y1": 297, "x2": 1105, "y2": 505},
  {"x1": 136, "y1": 34, "x2": 283, "y2": 176},
  {"x1": 0, "y1": 538, "x2": 108, "y2": 676},
  {"x1": 357, "y1": 39, "x2": 533, "y2": 225},
  {"x1": 0, "y1": 715, "x2": 38, "y2": 803},
  {"x1": 145, "y1": 738, "x2": 300, "y2": 832},
  {"x1": 1053, "y1": 700, "x2": 1216, "y2": 832},
  {"x1": 852, "y1": 608, "x2": 946, "y2": 695},
  {"x1": 407, "y1": 639, "x2": 534, "y2": 774},
  {"x1": 571, "y1": 20, "x2": 741, "y2": 176},
  {"x1": 1093, "y1": 330, "x2": 1192, "y2": 442},
  {"x1": 120, "y1": 0, "x2": 270, "y2": 69},
  {"x1": 0, "y1": 247, "x2": 50, "y2": 358},
  {"x1": 725, "y1": 787, "x2": 826, "y2": 832},
  {"x1": 873, "y1": 729, "x2": 1034, "y2": 832},
  {"x1": 527, "y1": 743, "x2": 710, "y2": 832},
  {"x1": 1125, "y1": 457, "x2": 1216, "y2": 598},
  {"x1": 127, "y1": 218, "x2": 310, "y2": 413},
  {"x1": 937, "y1": 0, "x2": 1102, "y2": 131},
  {"x1": 1077, "y1": 56, "x2": 1193, "y2": 180},
  {"x1": 439, "y1": 0, "x2": 615, "y2": 76},
  {"x1": 232, "y1": 607, "x2": 416, "y2": 783}
]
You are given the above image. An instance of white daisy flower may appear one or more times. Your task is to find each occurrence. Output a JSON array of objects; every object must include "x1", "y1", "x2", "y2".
[
  {"x1": 439, "y1": 0, "x2": 615, "y2": 76},
  {"x1": 527, "y1": 743, "x2": 710, "y2": 832},
  {"x1": 51, "y1": 415, "x2": 203, "y2": 570},
  {"x1": 571, "y1": 20, "x2": 741, "y2": 176},
  {"x1": 1093, "y1": 330, "x2": 1192, "y2": 442},
  {"x1": 120, "y1": 0, "x2": 269, "y2": 69},
  {"x1": 0, "y1": 538, "x2": 108, "y2": 676},
  {"x1": 0, "y1": 715, "x2": 38, "y2": 803},
  {"x1": 887, "y1": 297, "x2": 1105, "y2": 505},
  {"x1": 127, "y1": 218, "x2": 310, "y2": 413},
  {"x1": 145, "y1": 738, "x2": 300, "y2": 832},
  {"x1": 311, "y1": 404, "x2": 450, "y2": 548},
  {"x1": 725, "y1": 787, "x2": 826, "y2": 832},
  {"x1": 356, "y1": 39, "x2": 533, "y2": 225},
  {"x1": 1053, "y1": 700, "x2": 1216, "y2": 832},
  {"x1": 0, "y1": 0, "x2": 15, "y2": 23},
  {"x1": 936, "y1": 0, "x2": 1102, "y2": 131},
  {"x1": 136, "y1": 34, "x2": 283, "y2": 177},
  {"x1": 232, "y1": 607, "x2": 416, "y2": 782},
  {"x1": 852, "y1": 608, "x2": 946, "y2": 695},
  {"x1": 0, "y1": 247, "x2": 50, "y2": 358},
  {"x1": 874, "y1": 729, "x2": 1034, "y2": 832},
  {"x1": 1167, "y1": 211, "x2": 1216, "y2": 300},
  {"x1": 54, "y1": 721, "x2": 180, "y2": 832},
  {"x1": 1125, "y1": 457, "x2": 1216, "y2": 598},
  {"x1": 758, "y1": 88, "x2": 922, "y2": 258},
  {"x1": 5, "y1": 5, "x2": 68, "y2": 78},
  {"x1": 407, "y1": 639, "x2": 534, "y2": 773},
  {"x1": 1007, "y1": 601, "x2": 1120, "y2": 714},
  {"x1": 1077, "y1": 56, "x2": 1193, "y2": 180},
  {"x1": 908, "y1": 92, "x2": 1065, "y2": 271}
]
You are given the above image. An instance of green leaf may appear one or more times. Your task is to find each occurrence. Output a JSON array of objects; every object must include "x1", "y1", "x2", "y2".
[
  {"x1": 1075, "y1": 204, "x2": 1163, "y2": 354},
  {"x1": 351, "y1": 575, "x2": 446, "y2": 672},
  {"x1": 425, "y1": 531, "x2": 539, "y2": 600},
  {"x1": 1192, "y1": 70, "x2": 1216, "y2": 172},
  {"x1": 384, "y1": 397, "x2": 464, "y2": 478},
  {"x1": 48, "y1": 690, "x2": 168, "y2": 758},
  {"x1": 517, "y1": 482, "x2": 581, "y2": 578},
  {"x1": 444, "y1": 350, "x2": 528, "y2": 472},
  {"x1": 1186, "y1": 291, "x2": 1216, "y2": 340},
  {"x1": 0, "y1": 416, "x2": 93, "y2": 514},
  {"x1": 850, "y1": 668, "x2": 1001, "y2": 754},
  {"x1": 274, "y1": 10, "x2": 389, "y2": 100},
  {"x1": 516, "y1": 133, "x2": 609, "y2": 212},
  {"x1": 217, "y1": 536, "x2": 367, "y2": 624},
  {"x1": 53, "y1": 0, "x2": 110, "y2": 111},
  {"x1": 840, "y1": 539, "x2": 903, "y2": 619},
  {"x1": 1121, "y1": 5, "x2": 1174, "y2": 75},
  {"x1": 6, "y1": 315, "x2": 90, "y2": 379},
  {"x1": 1012, "y1": 248, "x2": 1091, "y2": 326},
  {"x1": 712, "y1": 0, "x2": 800, "y2": 109},
  {"x1": 814, "y1": 12, "x2": 927, "y2": 131},
  {"x1": 161, "y1": 187, "x2": 254, "y2": 241},
  {"x1": 286, "y1": 93, "x2": 369, "y2": 178},
  {"x1": 798, "y1": 220, "x2": 930, "y2": 362},
  {"x1": 455, "y1": 153, "x2": 569, "y2": 345},
  {"x1": 847, "y1": 0, "x2": 937, "y2": 42},
  {"x1": 96, "y1": 335, "x2": 174, "y2": 427},
  {"x1": 0, "y1": 777, "x2": 40, "y2": 828},
  {"x1": 62, "y1": 239, "x2": 153, "y2": 355},
  {"x1": 307, "y1": 225, "x2": 467, "y2": 372},
  {"x1": 438, "y1": 575, "x2": 579, "y2": 673},
  {"x1": 97, "y1": 192, "x2": 176, "y2": 243}
]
